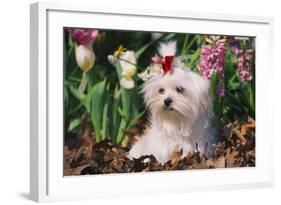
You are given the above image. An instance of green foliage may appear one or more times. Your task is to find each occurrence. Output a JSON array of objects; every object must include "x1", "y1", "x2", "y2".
[
  {"x1": 64, "y1": 29, "x2": 255, "y2": 145},
  {"x1": 90, "y1": 79, "x2": 107, "y2": 142},
  {"x1": 67, "y1": 117, "x2": 80, "y2": 133}
]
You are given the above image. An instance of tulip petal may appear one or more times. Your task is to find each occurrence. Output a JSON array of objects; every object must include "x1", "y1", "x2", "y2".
[
  {"x1": 75, "y1": 44, "x2": 95, "y2": 72},
  {"x1": 120, "y1": 77, "x2": 135, "y2": 89}
]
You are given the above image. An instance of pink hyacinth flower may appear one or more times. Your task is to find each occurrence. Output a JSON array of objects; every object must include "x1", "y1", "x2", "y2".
[
  {"x1": 199, "y1": 40, "x2": 226, "y2": 80},
  {"x1": 216, "y1": 83, "x2": 225, "y2": 97},
  {"x1": 67, "y1": 28, "x2": 98, "y2": 45},
  {"x1": 228, "y1": 37, "x2": 240, "y2": 55},
  {"x1": 237, "y1": 49, "x2": 254, "y2": 82}
]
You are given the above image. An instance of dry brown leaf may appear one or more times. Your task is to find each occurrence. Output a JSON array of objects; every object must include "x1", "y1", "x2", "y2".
[
  {"x1": 214, "y1": 156, "x2": 226, "y2": 168},
  {"x1": 246, "y1": 150, "x2": 255, "y2": 158},
  {"x1": 64, "y1": 114, "x2": 255, "y2": 175},
  {"x1": 171, "y1": 149, "x2": 183, "y2": 165},
  {"x1": 247, "y1": 117, "x2": 256, "y2": 128},
  {"x1": 225, "y1": 148, "x2": 239, "y2": 167},
  {"x1": 233, "y1": 128, "x2": 247, "y2": 145},
  {"x1": 69, "y1": 165, "x2": 90, "y2": 176},
  {"x1": 206, "y1": 159, "x2": 215, "y2": 168},
  {"x1": 240, "y1": 125, "x2": 247, "y2": 136}
]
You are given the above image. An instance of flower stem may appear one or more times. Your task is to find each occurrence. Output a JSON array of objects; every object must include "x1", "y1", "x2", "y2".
[
  {"x1": 118, "y1": 57, "x2": 144, "y2": 71},
  {"x1": 181, "y1": 34, "x2": 189, "y2": 55},
  {"x1": 185, "y1": 35, "x2": 198, "y2": 54},
  {"x1": 79, "y1": 72, "x2": 88, "y2": 93},
  {"x1": 68, "y1": 42, "x2": 76, "y2": 57}
]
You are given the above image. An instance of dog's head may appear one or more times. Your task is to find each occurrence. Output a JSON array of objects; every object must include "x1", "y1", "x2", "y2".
[{"x1": 142, "y1": 67, "x2": 211, "y2": 123}]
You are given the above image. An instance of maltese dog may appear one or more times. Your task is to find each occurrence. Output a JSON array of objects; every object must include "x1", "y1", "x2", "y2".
[{"x1": 128, "y1": 41, "x2": 217, "y2": 164}]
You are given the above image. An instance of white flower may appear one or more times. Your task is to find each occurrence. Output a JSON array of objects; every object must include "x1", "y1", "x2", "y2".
[
  {"x1": 119, "y1": 50, "x2": 137, "y2": 76},
  {"x1": 138, "y1": 63, "x2": 162, "y2": 81},
  {"x1": 119, "y1": 51, "x2": 137, "y2": 89},
  {"x1": 120, "y1": 77, "x2": 135, "y2": 89},
  {"x1": 108, "y1": 49, "x2": 137, "y2": 89},
  {"x1": 107, "y1": 55, "x2": 118, "y2": 65},
  {"x1": 75, "y1": 44, "x2": 95, "y2": 72}
]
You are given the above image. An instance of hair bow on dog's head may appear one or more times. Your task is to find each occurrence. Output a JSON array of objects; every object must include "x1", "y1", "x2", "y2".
[{"x1": 162, "y1": 56, "x2": 174, "y2": 74}]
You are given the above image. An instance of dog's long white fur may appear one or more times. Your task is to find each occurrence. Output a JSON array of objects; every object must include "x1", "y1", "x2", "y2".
[{"x1": 128, "y1": 41, "x2": 217, "y2": 164}]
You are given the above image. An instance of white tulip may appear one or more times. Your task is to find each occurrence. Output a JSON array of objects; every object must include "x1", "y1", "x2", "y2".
[
  {"x1": 75, "y1": 44, "x2": 95, "y2": 72},
  {"x1": 120, "y1": 77, "x2": 135, "y2": 89}
]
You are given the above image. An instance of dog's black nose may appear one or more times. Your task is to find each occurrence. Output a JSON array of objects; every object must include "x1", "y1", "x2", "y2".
[{"x1": 164, "y1": 98, "x2": 172, "y2": 107}]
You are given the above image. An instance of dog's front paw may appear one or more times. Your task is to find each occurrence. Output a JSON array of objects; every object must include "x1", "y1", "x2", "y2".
[{"x1": 127, "y1": 145, "x2": 143, "y2": 160}]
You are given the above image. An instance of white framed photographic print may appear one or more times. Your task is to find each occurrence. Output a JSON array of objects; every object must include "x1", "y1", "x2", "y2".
[{"x1": 30, "y1": 2, "x2": 274, "y2": 202}]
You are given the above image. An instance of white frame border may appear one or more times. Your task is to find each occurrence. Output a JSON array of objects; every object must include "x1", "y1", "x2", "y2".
[{"x1": 30, "y1": 2, "x2": 274, "y2": 202}]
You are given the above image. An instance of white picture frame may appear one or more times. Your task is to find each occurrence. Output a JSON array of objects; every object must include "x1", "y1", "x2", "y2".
[{"x1": 30, "y1": 2, "x2": 274, "y2": 202}]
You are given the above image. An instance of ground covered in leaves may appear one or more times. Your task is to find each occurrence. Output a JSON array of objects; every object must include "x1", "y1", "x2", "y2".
[{"x1": 64, "y1": 117, "x2": 255, "y2": 176}]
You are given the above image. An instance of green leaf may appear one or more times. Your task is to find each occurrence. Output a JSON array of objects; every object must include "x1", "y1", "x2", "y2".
[
  {"x1": 110, "y1": 95, "x2": 121, "y2": 143},
  {"x1": 117, "y1": 107, "x2": 126, "y2": 119},
  {"x1": 181, "y1": 34, "x2": 189, "y2": 55},
  {"x1": 68, "y1": 84, "x2": 91, "y2": 111},
  {"x1": 225, "y1": 92, "x2": 243, "y2": 112},
  {"x1": 120, "y1": 89, "x2": 132, "y2": 121},
  {"x1": 101, "y1": 101, "x2": 109, "y2": 140},
  {"x1": 163, "y1": 33, "x2": 176, "y2": 40},
  {"x1": 116, "y1": 118, "x2": 127, "y2": 144},
  {"x1": 248, "y1": 84, "x2": 255, "y2": 113},
  {"x1": 67, "y1": 118, "x2": 81, "y2": 132},
  {"x1": 68, "y1": 42, "x2": 75, "y2": 58},
  {"x1": 101, "y1": 82, "x2": 111, "y2": 141},
  {"x1": 68, "y1": 84, "x2": 85, "y2": 101},
  {"x1": 127, "y1": 109, "x2": 147, "y2": 129},
  {"x1": 210, "y1": 69, "x2": 218, "y2": 97},
  {"x1": 184, "y1": 36, "x2": 198, "y2": 54},
  {"x1": 121, "y1": 135, "x2": 129, "y2": 147},
  {"x1": 187, "y1": 49, "x2": 200, "y2": 68},
  {"x1": 135, "y1": 41, "x2": 154, "y2": 59},
  {"x1": 228, "y1": 81, "x2": 240, "y2": 90},
  {"x1": 64, "y1": 86, "x2": 69, "y2": 111},
  {"x1": 90, "y1": 79, "x2": 107, "y2": 142}
]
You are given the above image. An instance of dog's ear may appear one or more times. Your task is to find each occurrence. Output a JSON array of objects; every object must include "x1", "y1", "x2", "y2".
[
  {"x1": 140, "y1": 76, "x2": 156, "y2": 106},
  {"x1": 140, "y1": 74, "x2": 163, "y2": 106}
]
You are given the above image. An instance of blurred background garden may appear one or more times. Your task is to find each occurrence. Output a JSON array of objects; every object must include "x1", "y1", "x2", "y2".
[{"x1": 63, "y1": 28, "x2": 256, "y2": 175}]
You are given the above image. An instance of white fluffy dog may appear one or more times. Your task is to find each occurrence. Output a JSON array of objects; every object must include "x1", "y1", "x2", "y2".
[{"x1": 128, "y1": 41, "x2": 217, "y2": 164}]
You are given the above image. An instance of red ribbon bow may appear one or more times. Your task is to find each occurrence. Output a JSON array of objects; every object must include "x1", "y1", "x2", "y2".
[{"x1": 161, "y1": 56, "x2": 174, "y2": 74}]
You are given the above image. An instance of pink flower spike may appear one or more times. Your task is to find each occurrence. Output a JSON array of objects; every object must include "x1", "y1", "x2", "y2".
[
  {"x1": 67, "y1": 28, "x2": 99, "y2": 45},
  {"x1": 228, "y1": 37, "x2": 240, "y2": 55},
  {"x1": 216, "y1": 83, "x2": 225, "y2": 97},
  {"x1": 199, "y1": 41, "x2": 226, "y2": 80},
  {"x1": 236, "y1": 49, "x2": 254, "y2": 82}
]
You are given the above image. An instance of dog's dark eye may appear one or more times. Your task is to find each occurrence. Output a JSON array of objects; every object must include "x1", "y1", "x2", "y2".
[
  {"x1": 176, "y1": 86, "x2": 185, "y2": 94},
  {"x1": 159, "y1": 88, "x2": 165, "y2": 94}
]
